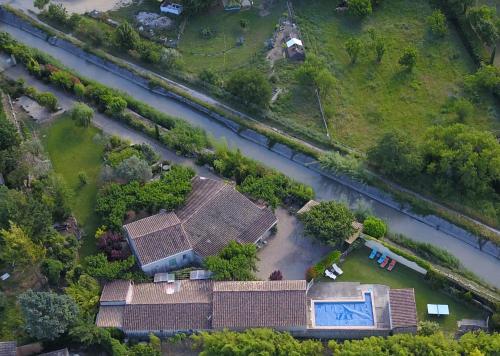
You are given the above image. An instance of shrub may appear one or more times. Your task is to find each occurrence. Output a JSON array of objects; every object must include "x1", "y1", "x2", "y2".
[
  {"x1": 313, "y1": 250, "x2": 341, "y2": 276},
  {"x1": 41, "y1": 258, "x2": 64, "y2": 285},
  {"x1": 78, "y1": 171, "x2": 88, "y2": 186},
  {"x1": 427, "y1": 10, "x2": 447, "y2": 37},
  {"x1": 345, "y1": 37, "x2": 363, "y2": 64},
  {"x1": 418, "y1": 321, "x2": 440, "y2": 336},
  {"x1": 35, "y1": 92, "x2": 58, "y2": 112},
  {"x1": 269, "y1": 270, "x2": 283, "y2": 280},
  {"x1": 363, "y1": 216, "x2": 387, "y2": 238},
  {"x1": 399, "y1": 46, "x2": 417, "y2": 70},
  {"x1": 70, "y1": 102, "x2": 94, "y2": 127},
  {"x1": 349, "y1": 0, "x2": 372, "y2": 17},
  {"x1": 306, "y1": 266, "x2": 318, "y2": 281},
  {"x1": 226, "y1": 69, "x2": 272, "y2": 108}
]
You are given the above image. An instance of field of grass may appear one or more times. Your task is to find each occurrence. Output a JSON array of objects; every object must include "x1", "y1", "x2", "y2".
[
  {"x1": 279, "y1": 0, "x2": 500, "y2": 151},
  {"x1": 178, "y1": 0, "x2": 285, "y2": 74},
  {"x1": 42, "y1": 115, "x2": 104, "y2": 258},
  {"x1": 339, "y1": 246, "x2": 488, "y2": 333}
]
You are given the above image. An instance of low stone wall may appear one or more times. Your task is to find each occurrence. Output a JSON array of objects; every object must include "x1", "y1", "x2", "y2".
[
  {"x1": 291, "y1": 328, "x2": 391, "y2": 340},
  {"x1": 1, "y1": 7, "x2": 498, "y2": 259}
]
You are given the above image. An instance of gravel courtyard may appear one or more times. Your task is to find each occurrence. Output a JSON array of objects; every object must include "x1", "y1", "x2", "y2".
[{"x1": 256, "y1": 208, "x2": 331, "y2": 281}]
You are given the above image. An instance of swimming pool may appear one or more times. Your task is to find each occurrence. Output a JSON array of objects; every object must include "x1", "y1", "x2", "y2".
[{"x1": 313, "y1": 292, "x2": 375, "y2": 327}]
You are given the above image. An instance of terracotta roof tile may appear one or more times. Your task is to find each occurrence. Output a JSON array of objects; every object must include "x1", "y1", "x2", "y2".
[
  {"x1": 389, "y1": 288, "x2": 418, "y2": 328},
  {"x1": 132, "y1": 224, "x2": 191, "y2": 266},
  {"x1": 122, "y1": 303, "x2": 212, "y2": 332},
  {"x1": 123, "y1": 177, "x2": 277, "y2": 266},
  {"x1": 130, "y1": 280, "x2": 213, "y2": 304},
  {"x1": 95, "y1": 306, "x2": 124, "y2": 328},
  {"x1": 124, "y1": 212, "x2": 180, "y2": 239},
  {"x1": 100, "y1": 280, "x2": 131, "y2": 303},
  {"x1": 212, "y1": 281, "x2": 307, "y2": 329}
]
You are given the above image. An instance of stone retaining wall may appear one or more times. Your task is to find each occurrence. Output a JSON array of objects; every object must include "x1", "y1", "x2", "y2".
[{"x1": 1, "y1": 7, "x2": 498, "y2": 259}]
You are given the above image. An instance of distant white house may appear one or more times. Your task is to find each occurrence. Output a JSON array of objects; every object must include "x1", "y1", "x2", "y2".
[
  {"x1": 286, "y1": 38, "x2": 303, "y2": 48},
  {"x1": 160, "y1": 2, "x2": 183, "y2": 15}
]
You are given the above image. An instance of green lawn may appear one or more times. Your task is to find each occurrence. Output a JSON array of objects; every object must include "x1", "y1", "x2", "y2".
[
  {"x1": 178, "y1": 0, "x2": 285, "y2": 74},
  {"x1": 339, "y1": 246, "x2": 488, "y2": 334},
  {"x1": 42, "y1": 115, "x2": 104, "y2": 258},
  {"x1": 279, "y1": 0, "x2": 500, "y2": 151}
]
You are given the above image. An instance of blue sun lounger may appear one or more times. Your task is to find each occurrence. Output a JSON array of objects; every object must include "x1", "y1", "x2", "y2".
[
  {"x1": 369, "y1": 249, "x2": 377, "y2": 259},
  {"x1": 377, "y1": 253, "x2": 387, "y2": 264}
]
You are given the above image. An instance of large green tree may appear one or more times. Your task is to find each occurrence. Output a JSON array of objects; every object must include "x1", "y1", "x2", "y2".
[
  {"x1": 368, "y1": 130, "x2": 423, "y2": 181},
  {"x1": 422, "y1": 124, "x2": 500, "y2": 196},
  {"x1": 0, "y1": 223, "x2": 45, "y2": 269},
  {"x1": 468, "y1": 5, "x2": 499, "y2": 63},
  {"x1": 204, "y1": 241, "x2": 258, "y2": 281},
  {"x1": 18, "y1": 290, "x2": 79, "y2": 340},
  {"x1": 115, "y1": 22, "x2": 140, "y2": 50},
  {"x1": 226, "y1": 69, "x2": 272, "y2": 108},
  {"x1": 299, "y1": 201, "x2": 355, "y2": 247}
]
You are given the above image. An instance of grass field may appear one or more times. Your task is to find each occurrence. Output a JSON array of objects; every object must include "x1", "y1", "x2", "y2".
[
  {"x1": 178, "y1": 0, "x2": 285, "y2": 74},
  {"x1": 42, "y1": 115, "x2": 104, "y2": 258},
  {"x1": 339, "y1": 246, "x2": 488, "y2": 333},
  {"x1": 277, "y1": 0, "x2": 500, "y2": 151}
]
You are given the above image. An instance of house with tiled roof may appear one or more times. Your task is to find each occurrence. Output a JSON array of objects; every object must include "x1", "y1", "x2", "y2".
[
  {"x1": 123, "y1": 176, "x2": 277, "y2": 275},
  {"x1": 96, "y1": 280, "x2": 417, "y2": 338}
]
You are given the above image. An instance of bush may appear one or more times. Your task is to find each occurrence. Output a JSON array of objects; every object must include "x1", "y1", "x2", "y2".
[
  {"x1": 70, "y1": 102, "x2": 94, "y2": 127},
  {"x1": 363, "y1": 216, "x2": 387, "y2": 238},
  {"x1": 78, "y1": 171, "x2": 88, "y2": 186},
  {"x1": 269, "y1": 270, "x2": 283, "y2": 280},
  {"x1": 312, "y1": 250, "x2": 341, "y2": 276},
  {"x1": 226, "y1": 69, "x2": 272, "y2": 108},
  {"x1": 41, "y1": 258, "x2": 65, "y2": 285},
  {"x1": 399, "y1": 46, "x2": 417, "y2": 70},
  {"x1": 35, "y1": 92, "x2": 58, "y2": 111},
  {"x1": 306, "y1": 266, "x2": 318, "y2": 281},
  {"x1": 418, "y1": 321, "x2": 440, "y2": 336},
  {"x1": 349, "y1": 0, "x2": 372, "y2": 17},
  {"x1": 427, "y1": 10, "x2": 447, "y2": 37}
]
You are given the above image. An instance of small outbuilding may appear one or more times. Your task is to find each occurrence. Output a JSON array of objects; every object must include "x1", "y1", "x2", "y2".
[
  {"x1": 160, "y1": 2, "x2": 183, "y2": 15},
  {"x1": 285, "y1": 36, "x2": 305, "y2": 61}
]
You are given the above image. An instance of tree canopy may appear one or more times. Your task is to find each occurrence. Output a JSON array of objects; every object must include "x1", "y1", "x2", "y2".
[
  {"x1": 226, "y1": 69, "x2": 272, "y2": 108},
  {"x1": 299, "y1": 201, "x2": 355, "y2": 247},
  {"x1": 18, "y1": 290, "x2": 79, "y2": 340},
  {"x1": 204, "y1": 241, "x2": 258, "y2": 281},
  {"x1": 0, "y1": 223, "x2": 45, "y2": 269}
]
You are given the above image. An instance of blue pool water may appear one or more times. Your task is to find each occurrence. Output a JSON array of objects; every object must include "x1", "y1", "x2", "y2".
[{"x1": 314, "y1": 293, "x2": 374, "y2": 327}]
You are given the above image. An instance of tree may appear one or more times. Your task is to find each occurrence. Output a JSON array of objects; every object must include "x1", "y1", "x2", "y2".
[
  {"x1": 299, "y1": 201, "x2": 355, "y2": 247},
  {"x1": 101, "y1": 94, "x2": 127, "y2": 118},
  {"x1": 226, "y1": 69, "x2": 272, "y2": 107},
  {"x1": 399, "y1": 46, "x2": 417, "y2": 70},
  {"x1": 36, "y1": 92, "x2": 58, "y2": 112},
  {"x1": 468, "y1": 6, "x2": 499, "y2": 46},
  {"x1": 115, "y1": 156, "x2": 152, "y2": 183},
  {"x1": 296, "y1": 55, "x2": 337, "y2": 97},
  {"x1": 349, "y1": 0, "x2": 372, "y2": 17},
  {"x1": 363, "y1": 216, "x2": 387, "y2": 238},
  {"x1": 65, "y1": 274, "x2": 100, "y2": 318},
  {"x1": 422, "y1": 124, "x2": 500, "y2": 196},
  {"x1": 18, "y1": 290, "x2": 79, "y2": 340},
  {"x1": 374, "y1": 37, "x2": 386, "y2": 62},
  {"x1": 0, "y1": 223, "x2": 44, "y2": 269},
  {"x1": 239, "y1": 19, "x2": 249, "y2": 30},
  {"x1": 204, "y1": 241, "x2": 258, "y2": 281},
  {"x1": 115, "y1": 22, "x2": 140, "y2": 50},
  {"x1": 0, "y1": 115, "x2": 20, "y2": 151},
  {"x1": 73, "y1": 83, "x2": 86, "y2": 98},
  {"x1": 41, "y1": 258, "x2": 64, "y2": 285},
  {"x1": 455, "y1": 0, "x2": 475, "y2": 14},
  {"x1": 46, "y1": 3, "x2": 68, "y2": 24},
  {"x1": 345, "y1": 37, "x2": 363, "y2": 64},
  {"x1": 129, "y1": 343, "x2": 160, "y2": 356},
  {"x1": 191, "y1": 328, "x2": 324, "y2": 355},
  {"x1": 33, "y1": 0, "x2": 49, "y2": 11},
  {"x1": 70, "y1": 102, "x2": 94, "y2": 127},
  {"x1": 427, "y1": 10, "x2": 447, "y2": 37},
  {"x1": 368, "y1": 131, "x2": 423, "y2": 181}
]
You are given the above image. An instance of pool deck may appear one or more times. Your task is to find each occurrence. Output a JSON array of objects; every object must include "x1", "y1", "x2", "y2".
[{"x1": 307, "y1": 282, "x2": 391, "y2": 330}]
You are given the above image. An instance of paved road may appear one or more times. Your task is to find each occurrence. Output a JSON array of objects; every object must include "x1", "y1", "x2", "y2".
[{"x1": 3, "y1": 24, "x2": 499, "y2": 288}]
